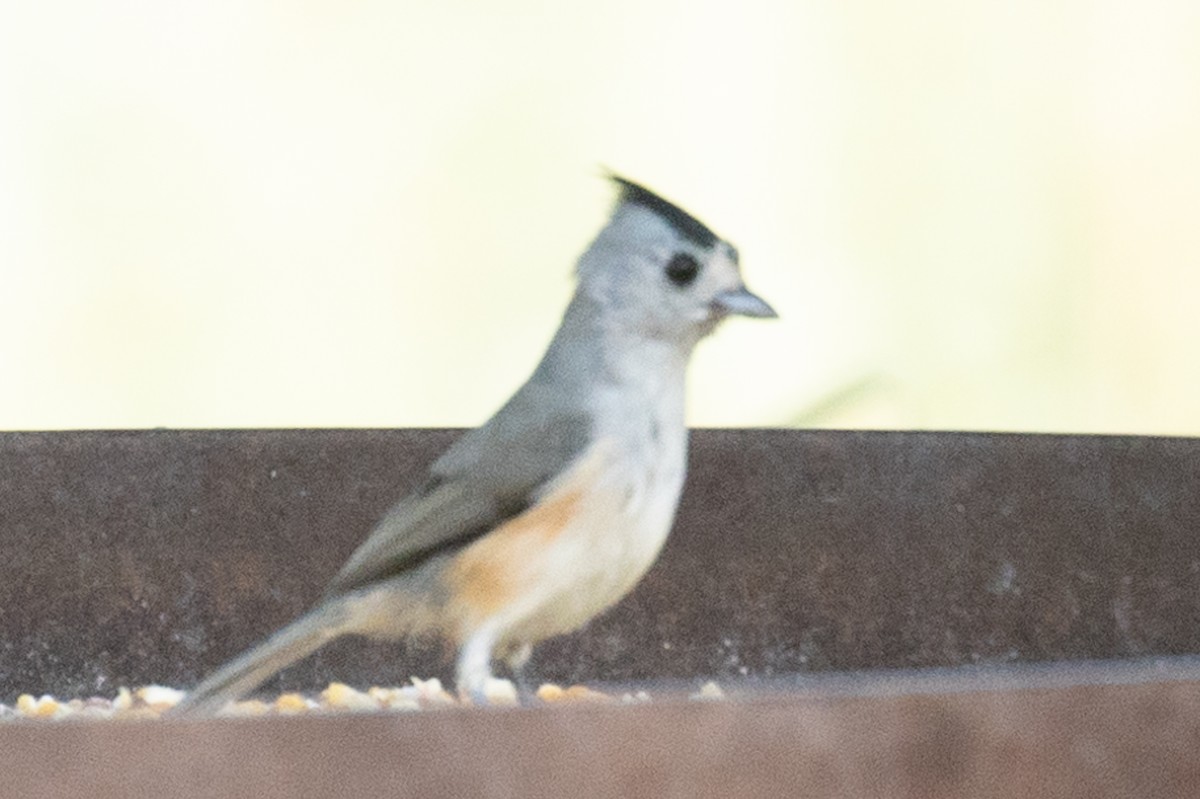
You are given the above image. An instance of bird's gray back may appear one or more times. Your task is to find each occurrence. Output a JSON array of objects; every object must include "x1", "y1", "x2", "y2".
[{"x1": 323, "y1": 361, "x2": 595, "y2": 597}]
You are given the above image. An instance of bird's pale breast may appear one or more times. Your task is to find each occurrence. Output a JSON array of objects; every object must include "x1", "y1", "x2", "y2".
[{"x1": 444, "y1": 430, "x2": 685, "y2": 648}]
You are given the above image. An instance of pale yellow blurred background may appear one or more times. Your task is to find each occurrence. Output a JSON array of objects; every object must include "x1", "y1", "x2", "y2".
[{"x1": 0, "y1": 1, "x2": 1197, "y2": 434}]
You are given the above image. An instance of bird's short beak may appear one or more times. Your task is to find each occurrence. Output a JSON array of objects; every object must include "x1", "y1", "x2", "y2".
[{"x1": 712, "y1": 286, "x2": 778, "y2": 319}]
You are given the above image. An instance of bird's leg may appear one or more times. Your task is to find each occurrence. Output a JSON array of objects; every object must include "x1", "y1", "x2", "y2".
[
  {"x1": 503, "y1": 642, "x2": 535, "y2": 703},
  {"x1": 456, "y1": 623, "x2": 499, "y2": 706}
]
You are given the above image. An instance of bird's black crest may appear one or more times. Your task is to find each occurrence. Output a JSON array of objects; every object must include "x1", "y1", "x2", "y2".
[{"x1": 608, "y1": 174, "x2": 719, "y2": 249}]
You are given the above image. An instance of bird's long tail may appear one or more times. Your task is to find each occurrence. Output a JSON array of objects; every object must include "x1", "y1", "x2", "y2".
[{"x1": 170, "y1": 601, "x2": 352, "y2": 718}]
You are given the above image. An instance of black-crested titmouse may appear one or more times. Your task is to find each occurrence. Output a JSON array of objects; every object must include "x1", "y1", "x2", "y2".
[{"x1": 173, "y1": 175, "x2": 776, "y2": 715}]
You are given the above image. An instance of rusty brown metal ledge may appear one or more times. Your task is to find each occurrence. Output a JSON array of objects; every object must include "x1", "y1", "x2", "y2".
[
  {"x1": 3, "y1": 661, "x2": 1200, "y2": 798},
  {"x1": 2, "y1": 429, "x2": 1199, "y2": 796}
]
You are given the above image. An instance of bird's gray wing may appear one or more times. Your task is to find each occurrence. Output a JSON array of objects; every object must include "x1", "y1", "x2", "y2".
[{"x1": 323, "y1": 383, "x2": 592, "y2": 597}]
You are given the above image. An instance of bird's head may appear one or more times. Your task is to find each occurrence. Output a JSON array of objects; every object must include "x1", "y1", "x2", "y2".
[{"x1": 576, "y1": 174, "x2": 776, "y2": 345}]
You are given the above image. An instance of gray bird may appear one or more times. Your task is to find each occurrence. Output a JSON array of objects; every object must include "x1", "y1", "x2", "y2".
[{"x1": 173, "y1": 175, "x2": 776, "y2": 715}]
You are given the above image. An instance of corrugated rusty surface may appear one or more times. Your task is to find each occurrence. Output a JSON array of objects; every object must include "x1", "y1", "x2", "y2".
[{"x1": 1, "y1": 429, "x2": 1199, "y2": 698}]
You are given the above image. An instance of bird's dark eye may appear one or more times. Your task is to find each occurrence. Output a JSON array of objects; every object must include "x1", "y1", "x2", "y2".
[{"x1": 664, "y1": 252, "x2": 701, "y2": 287}]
